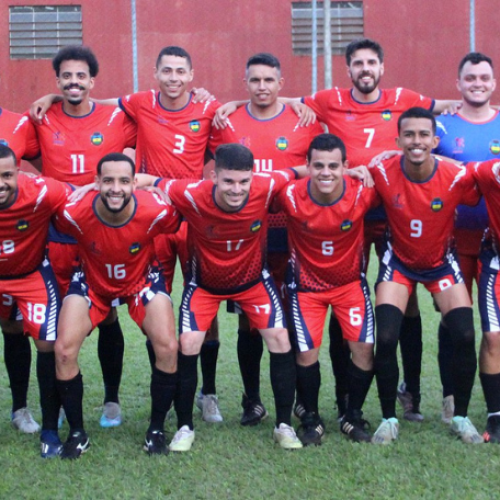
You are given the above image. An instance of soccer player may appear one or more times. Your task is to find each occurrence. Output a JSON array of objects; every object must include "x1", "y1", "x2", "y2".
[
  {"x1": 433, "y1": 52, "x2": 499, "y2": 423},
  {"x1": 54, "y1": 152, "x2": 180, "y2": 459},
  {"x1": 0, "y1": 103, "x2": 42, "y2": 433},
  {"x1": 0, "y1": 144, "x2": 68, "y2": 457},
  {"x1": 276, "y1": 134, "x2": 376, "y2": 445},
  {"x1": 157, "y1": 143, "x2": 302, "y2": 451},
  {"x1": 30, "y1": 45, "x2": 137, "y2": 428},
  {"x1": 210, "y1": 53, "x2": 323, "y2": 426},
  {"x1": 370, "y1": 107, "x2": 482, "y2": 445}
]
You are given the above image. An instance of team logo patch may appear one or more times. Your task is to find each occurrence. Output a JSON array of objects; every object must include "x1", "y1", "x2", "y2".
[
  {"x1": 91, "y1": 132, "x2": 104, "y2": 146},
  {"x1": 340, "y1": 219, "x2": 352, "y2": 231},
  {"x1": 250, "y1": 220, "x2": 262, "y2": 232},
  {"x1": 0, "y1": 139, "x2": 8, "y2": 146},
  {"x1": 381, "y1": 110, "x2": 392, "y2": 121},
  {"x1": 16, "y1": 219, "x2": 29, "y2": 231},
  {"x1": 490, "y1": 140, "x2": 500, "y2": 155},
  {"x1": 53, "y1": 131, "x2": 65, "y2": 146},
  {"x1": 189, "y1": 120, "x2": 201, "y2": 132},
  {"x1": 129, "y1": 242, "x2": 141, "y2": 254},
  {"x1": 431, "y1": 198, "x2": 443, "y2": 211},
  {"x1": 275, "y1": 137, "x2": 288, "y2": 151}
]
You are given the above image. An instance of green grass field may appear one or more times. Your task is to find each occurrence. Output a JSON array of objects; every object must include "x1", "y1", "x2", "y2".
[{"x1": 0, "y1": 262, "x2": 498, "y2": 500}]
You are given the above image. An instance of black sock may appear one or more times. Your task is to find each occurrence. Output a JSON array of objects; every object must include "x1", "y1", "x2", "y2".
[
  {"x1": 270, "y1": 350, "x2": 296, "y2": 426},
  {"x1": 296, "y1": 362, "x2": 321, "y2": 415},
  {"x1": 438, "y1": 322, "x2": 454, "y2": 398},
  {"x1": 57, "y1": 372, "x2": 84, "y2": 433},
  {"x1": 399, "y1": 315, "x2": 422, "y2": 404},
  {"x1": 174, "y1": 353, "x2": 198, "y2": 430},
  {"x1": 3, "y1": 333, "x2": 31, "y2": 412},
  {"x1": 374, "y1": 304, "x2": 403, "y2": 419},
  {"x1": 36, "y1": 351, "x2": 60, "y2": 432},
  {"x1": 328, "y1": 315, "x2": 350, "y2": 410},
  {"x1": 97, "y1": 318, "x2": 124, "y2": 404},
  {"x1": 237, "y1": 328, "x2": 263, "y2": 400},
  {"x1": 145, "y1": 339, "x2": 156, "y2": 371},
  {"x1": 149, "y1": 367, "x2": 177, "y2": 432},
  {"x1": 347, "y1": 361, "x2": 374, "y2": 416},
  {"x1": 479, "y1": 372, "x2": 500, "y2": 413},
  {"x1": 200, "y1": 340, "x2": 219, "y2": 395}
]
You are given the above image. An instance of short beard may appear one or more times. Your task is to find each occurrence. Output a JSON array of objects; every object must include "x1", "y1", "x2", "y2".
[{"x1": 101, "y1": 194, "x2": 132, "y2": 214}]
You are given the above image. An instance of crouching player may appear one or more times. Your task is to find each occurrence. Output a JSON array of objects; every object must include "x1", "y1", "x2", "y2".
[
  {"x1": 0, "y1": 145, "x2": 69, "y2": 457},
  {"x1": 54, "y1": 153, "x2": 180, "y2": 459},
  {"x1": 275, "y1": 134, "x2": 376, "y2": 445}
]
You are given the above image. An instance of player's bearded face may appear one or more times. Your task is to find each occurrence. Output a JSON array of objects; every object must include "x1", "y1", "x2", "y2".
[
  {"x1": 348, "y1": 49, "x2": 383, "y2": 95},
  {"x1": 101, "y1": 189, "x2": 133, "y2": 213},
  {"x1": 97, "y1": 162, "x2": 135, "y2": 214},
  {"x1": 57, "y1": 60, "x2": 94, "y2": 107},
  {"x1": 0, "y1": 158, "x2": 18, "y2": 208}
]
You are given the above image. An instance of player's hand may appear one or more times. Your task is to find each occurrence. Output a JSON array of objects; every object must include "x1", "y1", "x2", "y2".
[
  {"x1": 289, "y1": 101, "x2": 317, "y2": 126},
  {"x1": 144, "y1": 185, "x2": 170, "y2": 204},
  {"x1": 29, "y1": 94, "x2": 60, "y2": 124},
  {"x1": 213, "y1": 102, "x2": 239, "y2": 129},
  {"x1": 440, "y1": 101, "x2": 463, "y2": 115},
  {"x1": 191, "y1": 87, "x2": 215, "y2": 104},
  {"x1": 368, "y1": 150, "x2": 401, "y2": 167},
  {"x1": 69, "y1": 182, "x2": 97, "y2": 202},
  {"x1": 346, "y1": 166, "x2": 374, "y2": 188}
]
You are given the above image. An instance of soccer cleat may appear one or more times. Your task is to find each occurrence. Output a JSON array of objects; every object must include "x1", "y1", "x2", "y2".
[
  {"x1": 196, "y1": 392, "x2": 223, "y2": 423},
  {"x1": 58, "y1": 408, "x2": 66, "y2": 429},
  {"x1": 441, "y1": 395, "x2": 455, "y2": 424},
  {"x1": 483, "y1": 415, "x2": 500, "y2": 444},
  {"x1": 11, "y1": 407, "x2": 40, "y2": 434},
  {"x1": 240, "y1": 394, "x2": 268, "y2": 426},
  {"x1": 397, "y1": 382, "x2": 424, "y2": 422},
  {"x1": 293, "y1": 402, "x2": 306, "y2": 420},
  {"x1": 340, "y1": 411, "x2": 371, "y2": 443},
  {"x1": 297, "y1": 413, "x2": 325, "y2": 446},
  {"x1": 99, "y1": 402, "x2": 122, "y2": 428},
  {"x1": 169, "y1": 425, "x2": 195, "y2": 452},
  {"x1": 60, "y1": 430, "x2": 90, "y2": 459},
  {"x1": 273, "y1": 423, "x2": 303, "y2": 449},
  {"x1": 40, "y1": 430, "x2": 62, "y2": 459},
  {"x1": 144, "y1": 430, "x2": 169, "y2": 455},
  {"x1": 450, "y1": 416, "x2": 484, "y2": 444},
  {"x1": 372, "y1": 418, "x2": 399, "y2": 445}
]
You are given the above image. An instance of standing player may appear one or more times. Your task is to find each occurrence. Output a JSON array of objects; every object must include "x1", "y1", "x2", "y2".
[
  {"x1": 30, "y1": 46, "x2": 137, "y2": 428},
  {"x1": 0, "y1": 144, "x2": 68, "y2": 457},
  {"x1": 433, "y1": 52, "x2": 499, "y2": 422},
  {"x1": 54, "y1": 153, "x2": 180, "y2": 459},
  {"x1": 210, "y1": 53, "x2": 323, "y2": 426},
  {"x1": 276, "y1": 134, "x2": 376, "y2": 445},
  {"x1": 370, "y1": 107, "x2": 482, "y2": 444}
]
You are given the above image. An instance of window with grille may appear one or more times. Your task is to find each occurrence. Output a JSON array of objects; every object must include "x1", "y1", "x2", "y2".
[
  {"x1": 9, "y1": 5, "x2": 82, "y2": 59},
  {"x1": 292, "y1": 1, "x2": 364, "y2": 56}
]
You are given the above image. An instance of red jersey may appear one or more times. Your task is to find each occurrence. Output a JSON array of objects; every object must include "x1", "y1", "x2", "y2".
[
  {"x1": 119, "y1": 91, "x2": 220, "y2": 179},
  {"x1": 32, "y1": 102, "x2": 137, "y2": 185},
  {"x1": 276, "y1": 176, "x2": 378, "y2": 291},
  {"x1": 0, "y1": 176, "x2": 69, "y2": 277},
  {"x1": 160, "y1": 170, "x2": 295, "y2": 293},
  {"x1": 0, "y1": 108, "x2": 38, "y2": 162},
  {"x1": 55, "y1": 191, "x2": 180, "y2": 297},
  {"x1": 303, "y1": 88, "x2": 434, "y2": 164},
  {"x1": 372, "y1": 156, "x2": 479, "y2": 270}
]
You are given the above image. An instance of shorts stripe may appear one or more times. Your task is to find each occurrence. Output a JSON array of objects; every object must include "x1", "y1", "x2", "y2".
[
  {"x1": 360, "y1": 279, "x2": 375, "y2": 343},
  {"x1": 262, "y1": 274, "x2": 285, "y2": 329},
  {"x1": 180, "y1": 281, "x2": 199, "y2": 333}
]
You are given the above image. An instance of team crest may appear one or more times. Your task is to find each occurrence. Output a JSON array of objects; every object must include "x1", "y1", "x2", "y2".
[
  {"x1": 340, "y1": 219, "x2": 352, "y2": 231},
  {"x1": 275, "y1": 137, "x2": 288, "y2": 151},
  {"x1": 490, "y1": 140, "x2": 500, "y2": 155},
  {"x1": 129, "y1": 242, "x2": 141, "y2": 254},
  {"x1": 381, "y1": 110, "x2": 392, "y2": 121},
  {"x1": 53, "y1": 131, "x2": 65, "y2": 146},
  {"x1": 431, "y1": 198, "x2": 443, "y2": 211},
  {"x1": 16, "y1": 219, "x2": 29, "y2": 231},
  {"x1": 0, "y1": 139, "x2": 8, "y2": 146},
  {"x1": 189, "y1": 120, "x2": 201, "y2": 132},
  {"x1": 91, "y1": 132, "x2": 104, "y2": 146},
  {"x1": 250, "y1": 220, "x2": 262, "y2": 233}
]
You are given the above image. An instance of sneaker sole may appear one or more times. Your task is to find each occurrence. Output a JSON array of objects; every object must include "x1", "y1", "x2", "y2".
[
  {"x1": 100, "y1": 416, "x2": 122, "y2": 428},
  {"x1": 241, "y1": 411, "x2": 269, "y2": 427}
]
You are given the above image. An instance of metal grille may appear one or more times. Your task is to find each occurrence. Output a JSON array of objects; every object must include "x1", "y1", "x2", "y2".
[
  {"x1": 9, "y1": 5, "x2": 82, "y2": 59},
  {"x1": 292, "y1": 1, "x2": 364, "y2": 55}
]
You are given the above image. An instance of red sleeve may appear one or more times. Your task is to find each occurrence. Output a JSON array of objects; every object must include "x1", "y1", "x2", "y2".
[
  {"x1": 118, "y1": 91, "x2": 148, "y2": 122},
  {"x1": 302, "y1": 89, "x2": 333, "y2": 122},
  {"x1": 22, "y1": 114, "x2": 40, "y2": 160}
]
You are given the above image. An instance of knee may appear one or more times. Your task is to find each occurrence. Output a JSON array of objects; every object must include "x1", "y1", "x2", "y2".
[
  {"x1": 180, "y1": 333, "x2": 203, "y2": 355},
  {"x1": 483, "y1": 331, "x2": 500, "y2": 356},
  {"x1": 375, "y1": 304, "x2": 403, "y2": 347},
  {"x1": 54, "y1": 338, "x2": 78, "y2": 366},
  {"x1": 443, "y1": 307, "x2": 475, "y2": 345}
]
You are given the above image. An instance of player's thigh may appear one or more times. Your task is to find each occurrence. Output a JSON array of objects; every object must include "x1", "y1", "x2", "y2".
[
  {"x1": 433, "y1": 283, "x2": 471, "y2": 316},
  {"x1": 375, "y1": 281, "x2": 409, "y2": 312},
  {"x1": 142, "y1": 293, "x2": 177, "y2": 349},
  {"x1": 258, "y1": 327, "x2": 290, "y2": 353},
  {"x1": 57, "y1": 295, "x2": 93, "y2": 354}
]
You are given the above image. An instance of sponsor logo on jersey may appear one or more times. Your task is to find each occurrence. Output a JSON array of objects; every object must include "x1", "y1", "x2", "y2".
[
  {"x1": 91, "y1": 132, "x2": 104, "y2": 146},
  {"x1": 189, "y1": 120, "x2": 201, "y2": 132},
  {"x1": 381, "y1": 110, "x2": 392, "y2": 121},
  {"x1": 490, "y1": 140, "x2": 500, "y2": 155},
  {"x1": 53, "y1": 131, "x2": 65, "y2": 146},
  {"x1": 16, "y1": 219, "x2": 29, "y2": 231},
  {"x1": 129, "y1": 242, "x2": 141, "y2": 254},
  {"x1": 89, "y1": 241, "x2": 102, "y2": 255},
  {"x1": 346, "y1": 111, "x2": 355, "y2": 122},
  {"x1": 340, "y1": 219, "x2": 352, "y2": 231},
  {"x1": 455, "y1": 137, "x2": 465, "y2": 149},
  {"x1": 250, "y1": 220, "x2": 262, "y2": 232},
  {"x1": 431, "y1": 198, "x2": 443, "y2": 211},
  {"x1": 0, "y1": 139, "x2": 8, "y2": 146},
  {"x1": 239, "y1": 136, "x2": 251, "y2": 148},
  {"x1": 276, "y1": 137, "x2": 288, "y2": 151},
  {"x1": 392, "y1": 193, "x2": 403, "y2": 209}
]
